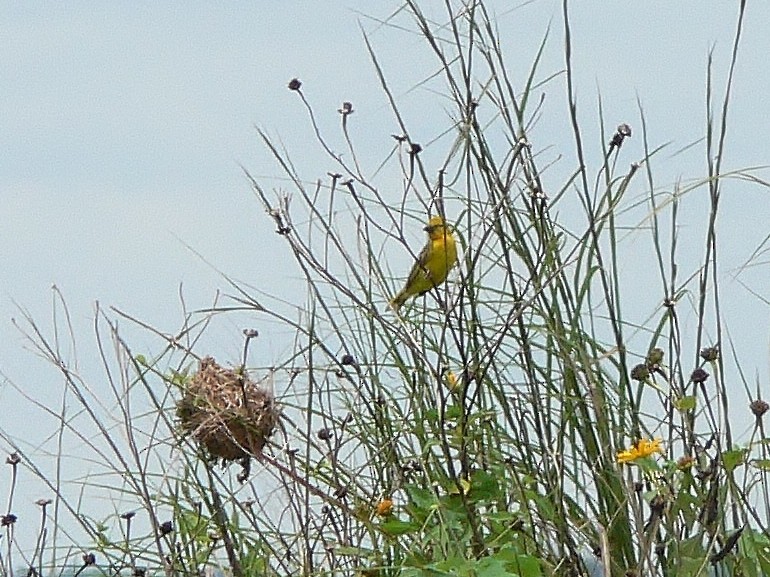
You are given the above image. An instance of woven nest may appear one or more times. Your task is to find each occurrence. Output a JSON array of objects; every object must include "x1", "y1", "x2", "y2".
[{"x1": 177, "y1": 356, "x2": 280, "y2": 462}]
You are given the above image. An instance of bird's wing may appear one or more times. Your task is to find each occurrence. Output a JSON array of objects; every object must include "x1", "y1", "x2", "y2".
[{"x1": 404, "y1": 241, "x2": 432, "y2": 288}]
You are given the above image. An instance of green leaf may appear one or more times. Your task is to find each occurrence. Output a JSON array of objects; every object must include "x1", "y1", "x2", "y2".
[
  {"x1": 427, "y1": 556, "x2": 470, "y2": 575},
  {"x1": 635, "y1": 456, "x2": 662, "y2": 475},
  {"x1": 469, "y1": 469, "x2": 500, "y2": 501},
  {"x1": 240, "y1": 543, "x2": 268, "y2": 575},
  {"x1": 742, "y1": 527, "x2": 770, "y2": 576},
  {"x1": 447, "y1": 478, "x2": 471, "y2": 496},
  {"x1": 405, "y1": 484, "x2": 438, "y2": 510},
  {"x1": 677, "y1": 556, "x2": 708, "y2": 577},
  {"x1": 378, "y1": 518, "x2": 420, "y2": 536},
  {"x1": 514, "y1": 556, "x2": 542, "y2": 577},
  {"x1": 486, "y1": 511, "x2": 519, "y2": 523},
  {"x1": 475, "y1": 556, "x2": 512, "y2": 577},
  {"x1": 492, "y1": 548, "x2": 542, "y2": 577},
  {"x1": 676, "y1": 535, "x2": 706, "y2": 558},
  {"x1": 750, "y1": 459, "x2": 770, "y2": 471},
  {"x1": 674, "y1": 395, "x2": 696, "y2": 412},
  {"x1": 445, "y1": 404, "x2": 463, "y2": 419},
  {"x1": 334, "y1": 545, "x2": 373, "y2": 558},
  {"x1": 723, "y1": 448, "x2": 746, "y2": 472},
  {"x1": 670, "y1": 491, "x2": 700, "y2": 530}
]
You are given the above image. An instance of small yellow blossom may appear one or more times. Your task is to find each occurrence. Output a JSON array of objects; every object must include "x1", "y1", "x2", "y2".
[
  {"x1": 447, "y1": 477, "x2": 472, "y2": 496},
  {"x1": 445, "y1": 370, "x2": 460, "y2": 393},
  {"x1": 617, "y1": 438, "x2": 664, "y2": 464},
  {"x1": 677, "y1": 455, "x2": 695, "y2": 470},
  {"x1": 375, "y1": 499, "x2": 393, "y2": 517}
]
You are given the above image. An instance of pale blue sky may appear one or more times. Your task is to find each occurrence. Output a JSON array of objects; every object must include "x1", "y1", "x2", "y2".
[{"x1": 2, "y1": 0, "x2": 770, "y2": 553}]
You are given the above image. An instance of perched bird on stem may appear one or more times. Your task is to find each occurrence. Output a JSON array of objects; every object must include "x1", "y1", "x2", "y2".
[{"x1": 390, "y1": 215, "x2": 457, "y2": 311}]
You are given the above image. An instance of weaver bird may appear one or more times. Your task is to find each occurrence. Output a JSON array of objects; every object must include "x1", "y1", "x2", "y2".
[{"x1": 390, "y1": 215, "x2": 457, "y2": 311}]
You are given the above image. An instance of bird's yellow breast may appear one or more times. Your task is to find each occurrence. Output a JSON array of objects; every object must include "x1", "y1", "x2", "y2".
[
  {"x1": 421, "y1": 226, "x2": 457, "y2": 289},
  {"x1": 389, "y1": 216, "x2": 458, "y2": 310}
]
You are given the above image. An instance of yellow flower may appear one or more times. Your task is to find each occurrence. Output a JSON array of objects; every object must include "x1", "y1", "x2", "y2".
[
  {"x1": 375, "y1": 498, "x2": 393, "y2": 517},
  {"x1": 677, "y1": 455, "x2": 695, "y2": 470},
  {"x1": 390, "y1": 216, "x2": 458, "y2": 311},
  {"x1": 444, "y1": 370, "x2": 460, "y2": 393},
  {"x1": 447, "y1": 478, "x2": 471, "y2": 496},
  {"x1": 617, "y1": 438, "x2": 664, "y2": 464}
]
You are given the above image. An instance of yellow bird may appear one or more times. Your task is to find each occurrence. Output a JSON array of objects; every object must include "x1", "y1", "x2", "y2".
[{"x1": 390, "y1": 215, "x2": 458, "y2": 311}]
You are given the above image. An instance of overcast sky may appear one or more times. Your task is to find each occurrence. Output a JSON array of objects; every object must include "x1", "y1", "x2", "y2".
[{"x1": 2, "y1": 0, "x2": 770, "y2": 551}]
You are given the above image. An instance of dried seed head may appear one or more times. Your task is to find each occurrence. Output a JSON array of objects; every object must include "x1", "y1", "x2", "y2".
[
  {"x1": 609, "y1": 123, "x2": 632, "y2": 149},
  {"x1": 650, "y1": 494, "x2": 666, "y2": 514},
  {"x1": 83, "y1": 553, "x2": 96, "y2": 566},
  {"x1": 630, "y1": 364, "x2": 650, "y2": 381},
  {"x1": 751, "y1": 399, "x2": 769, "y2": 418},
  {"x1": 159, "y1": 521, "x2": 173, "y2": 536},
  {"x1": 317, "y1": 428, "x2": 333, "y2": 441},
  {"x1": 700, "y1": 346, "x2": 719, "y2": 362},
  {"x1": 333, "y1": 486, "x2": 348, "y2": 499},
  {"x1": 287, "y1": 78, "x2": 302, "y2": 91},
  {"x1": 340, "y1": 354, "x2": 356, "y2": 366},
  {"x1": 646, "y1": 348, "x2": 664, "y2": 366},
  {"x1": 1, "y1": 514, "x2": 17, "y2": 526},
  {"x1": 690, "y1": 367, "x2": 709, "y2": 384},
  {"x1": 677, "y1": 455, "x2": 695, "y2": 470}
]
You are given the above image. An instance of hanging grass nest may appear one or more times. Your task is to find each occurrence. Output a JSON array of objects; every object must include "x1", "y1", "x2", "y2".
[{"x1": 177, "y1": 356, "x2": 280, "y2": 462}]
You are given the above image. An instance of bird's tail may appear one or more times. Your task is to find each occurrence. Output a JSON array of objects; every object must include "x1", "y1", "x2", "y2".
[{"x1": 389, "y1": 292, "x2": 407, "y2": 312}]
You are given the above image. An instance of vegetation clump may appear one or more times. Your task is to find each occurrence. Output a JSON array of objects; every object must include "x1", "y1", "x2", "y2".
[{"x1": 177, "y1": 356, "x2": 280, "y2": 462}]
